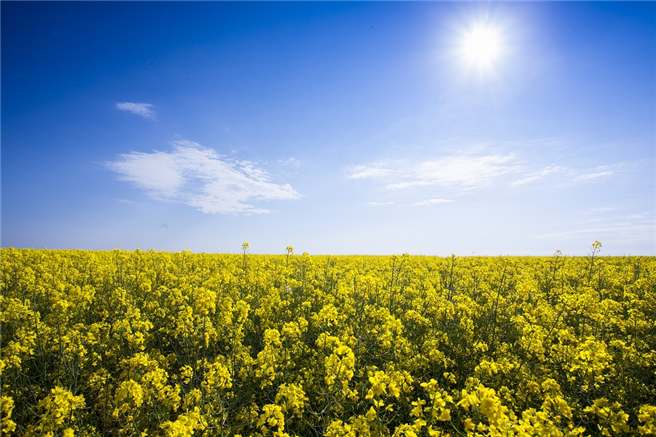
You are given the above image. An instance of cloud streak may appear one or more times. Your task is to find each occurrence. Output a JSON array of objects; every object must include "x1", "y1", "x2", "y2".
[
  {"x1": 106, "y1": 141, "x2": 300, "y2": 214},
  {"x1": 571, "y1": 166, "x2": 616, "y2": 184},
  {"x1": 510, "y1": 165, "x2": 568, "y2": 186},
  {"x1": 368, "y1": 201, "x2": 395, "y2": 206},
  {"x1": 348, "y1": 153, "x2": 633, "y2": 192},
  {"x1": 538, "y1": 221, "x2": 655, "y2": 241},
  {"x1": 414, "y1": 198, "x2": 454, "y2": 206},
  {"x1": 116, "y1": 102, "x2": 157, "y2": 120},
  {"x1": 347, "y1": 153, "x2": 522, "y2": 190},
  {"x1": 537, "y1": 209, "x2": 655, "y2": 252}
]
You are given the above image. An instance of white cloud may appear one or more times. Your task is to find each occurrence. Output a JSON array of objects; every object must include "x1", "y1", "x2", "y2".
[
  {"x1": 116, "y1": 199, "x2": 139, "y2": 204},
  {"x1": 348, "y1": 152, "x2": 634, "y2": 193},
  {"x1": 414, "y1": 199, "x2": 454, "y2": 206},
  {"x1": 106, "y1": 140, "x2": 300, "y2": 214},
  {"x1": 538, "y1": 222, "x2": 655, "y2": 240},
  {"x1": 413, "y1": 155, "x2": 521, "y2": 189},
  {"x1": 571, "y1": 166, "x2": 616, "y2": 184},
  {"x1": 511, "y1": 165, "x2": 568, "y2": 186},
  {"x1": 625, "y1": 213, "x2": 649, "y2": 219},
  {"x1": 348, "y1": 154, "x2": 521, "y2": 190},
  {"x1": 277, "y1": 157, "x2": 301, "y2": 167},
  {"x1": 589, "y1": 207, "x2": 616, "y2": 213},
  {"x1": 368, "y1": 201, "x2": 395, "y2": 206},
  {"x1": 116, "y1": 102, "x2": 157, "y2": 120},
  {"x1": 538, "y1": 210, "x2": 655, "y2": 251},
  {"x1": 349, "y1": 165, "x2": 397, "y2": 180}
]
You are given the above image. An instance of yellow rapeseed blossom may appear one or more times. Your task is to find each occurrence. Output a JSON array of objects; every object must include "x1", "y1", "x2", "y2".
[
  {"x1": 275, "y1": 383, "x2": 308, "y2": 417},
  {"x1": 25, "y1": 387, "x2": 85, "y2": 436},
  {"x1": 1, "y1": 248, "x2": 654, "y2": 436},
  {"x1": 1, "y1": 396, "x2": 17, "y2": 434},
  {"x1": 638, "y1": 405, "x2": 656, "y2": 435}
]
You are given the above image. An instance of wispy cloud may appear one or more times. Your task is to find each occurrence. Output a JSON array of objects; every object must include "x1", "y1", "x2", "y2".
[
  {"x1": 349, "y1": 165, "x2": 398, "y2": 180},
  {"x1": 347, "y1": 153, "x2": 522, "y2": 190},
  {"x1": 277, "y1": 157, "x2": 301, "y2": 167},
  {"x1": 413, "y1": 198, "x2": 454, "y2": 206},
  {"x1": 519, "y1": 163, "x2": 632, "y2": 187},
  {"x1": 348, "y1": 152, "x2": 635, "y2": 193},
  {"x1": 368, "y1": 201, "x2": 395, "y2": 206},
  {"x1": 571, "y1": 166, "x2": 616, "y2": 184},
  {"x1": 116, "y1": 102, "x2": 157, "y2": 120},
  {"x1": 538, "y1": 221, "x2": 655, "y2": 240},
  {"x1": 589, "y1": 207, "x2": 616, "y2": 213},
  {"x1": 106, "y1": 140, "x2": 300, "y2": 214},
  {"x1": 538, "y1": 210, "x2": 655, "y2": 251},
  {"x1": 510, "y1": 165, "x2": 568, "y2": 186}
]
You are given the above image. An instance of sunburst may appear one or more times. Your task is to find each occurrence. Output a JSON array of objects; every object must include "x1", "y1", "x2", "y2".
[{"x1": 462, "y1": 25, "x2": 502, "y2": 69}]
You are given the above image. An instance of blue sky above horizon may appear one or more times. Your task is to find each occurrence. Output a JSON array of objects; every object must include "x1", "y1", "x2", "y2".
[{"x1": 2, "y1": 1, "x2": 654, "y2": 256}]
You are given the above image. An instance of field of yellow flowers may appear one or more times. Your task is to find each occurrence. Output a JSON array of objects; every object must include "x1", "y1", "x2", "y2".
[{"x1": 1, "y1": 246, "x2": 655, "y2": 436}]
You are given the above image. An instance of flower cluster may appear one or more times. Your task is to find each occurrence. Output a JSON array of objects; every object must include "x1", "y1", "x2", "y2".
[{"x1": 1, "y1": 247, "x2": 655, "y2": 436}]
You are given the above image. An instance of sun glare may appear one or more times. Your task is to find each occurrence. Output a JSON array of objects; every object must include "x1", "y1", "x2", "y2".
[{"x1": 462, "y1": 25, "x2": 502, "y2": 69}]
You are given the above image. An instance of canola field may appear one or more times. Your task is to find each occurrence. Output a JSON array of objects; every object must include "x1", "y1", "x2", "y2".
[{"x1": 1, "y1": 246, "x2": 655, "y2": 436}]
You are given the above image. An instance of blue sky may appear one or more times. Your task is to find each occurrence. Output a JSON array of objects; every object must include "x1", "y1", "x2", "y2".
[{"x1": 2, "y1": 1, "x2": 654, "y2": 256}]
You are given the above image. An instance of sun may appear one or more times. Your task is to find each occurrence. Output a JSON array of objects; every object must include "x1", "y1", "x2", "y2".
[{"x1": 461, "y1": 25, "x2": 502, "y2": 69}]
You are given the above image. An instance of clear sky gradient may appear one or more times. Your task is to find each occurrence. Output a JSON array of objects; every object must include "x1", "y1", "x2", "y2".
[{"x1": 2, "y1": 2, "x2": 654, "y2": 255}]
